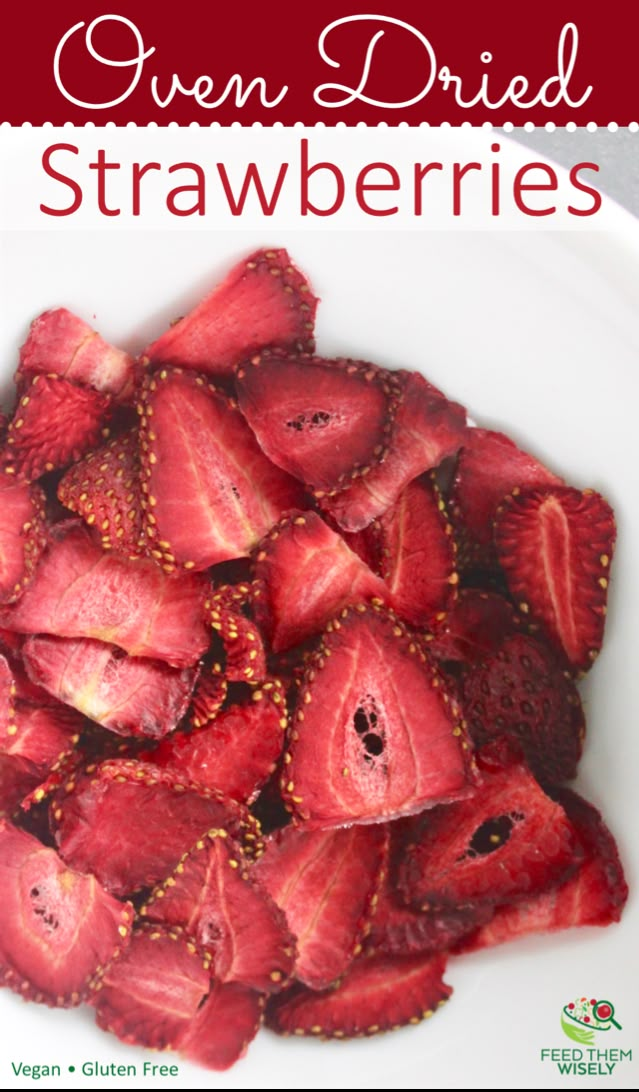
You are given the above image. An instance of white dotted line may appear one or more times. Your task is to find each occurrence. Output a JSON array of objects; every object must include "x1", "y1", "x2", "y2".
[{"x1": 0, "y1": 121, "x2": 637, "y2": 130}]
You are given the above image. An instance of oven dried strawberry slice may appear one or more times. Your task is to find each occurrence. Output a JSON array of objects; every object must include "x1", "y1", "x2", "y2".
[
  {"x1": 143, "y1": 248, "x2": 317, "y2": 375},
  {"x1": 142, "y1": 828, "x2": 295, "y2": 992},
  {"x1": 18, "y1": 308, "x2": 135, "y2": 401},
  {"x1": 0, "y1": 479, "x2": 47, "y2": 603},
  {"x1": 151, "y1": 682, "x2": 285, "y2": 802},
  {"x1": 253, "y1": 823, "x2": 388, "y2": 990},
  {"x1": 0, "y1": 654, "x2": 16, "y2": 738},
  {"x1": 266, "y1": 951, "x2": 452, "y2": 1038},
  {"x1": 459, "y1": 789, "x2": 628, "y2": 951},
  {"x1": 1, "y1": 376, "x2": 112, "y2": 483},
  {"x1": 177, "y1": 981, "x2": 264, "y2": 1071},
  {"x1": 0, "y1": 754, "x2": 42, "y2": 817},
  {"x1": 0, "y1": 522, "x2": 209, "y2": 666},
  {"x1": 236, "y1": 350, "x2": 400, "y2": 492},
  {"x1": 0, "y1": 820, "x2": 133, "y2": 1005},
  {"x1": 398, "y1": 740, "x2": 581, "y2": 910},
  {"x1": 429, "y1": 589, "x2": 520, "y2": 665},
  {"x1": 190, "y1": 672, "x2": 228, "y2": 728},
  {"x1": 253, "y1": 512, "x2": 389, "y2": 652},
  {"x1": 3, "y1": 700, "x2": 82, "y2": 768},
  {"x1": 22, "y1": 635, "x2": 198, "y2": 739},
  {"x1": 54, "y1": 759, "x2": 261, "y2": 895},
  {"x1": 57, "y1": 431, "x2": 145, "y2": 558},
  {"x1": 320, "y1": 372, "x2": 467, "y2": 532},
  {"x1": 284, "y1": 606, "x2": 474, "y2": 827},
  {"x1": 139, "y1": 368, "x2": 303, "y2": 572},
  {"x1": 93, "y1": 924, "x2": 210, "y2": 1049},
  {"x1": 495, "y1": 487, "x2": 616, "y2": 672},
  {"x1": 207, "y1": 583, "x2": 267, "y2": 683},
  {"x1": 461, "y1": 633, "x2": 584, "y2": 783}
]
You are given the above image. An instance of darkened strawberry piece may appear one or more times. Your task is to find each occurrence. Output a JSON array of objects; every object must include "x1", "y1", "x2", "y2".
[
  {"x1": 54, "y1": 759, "x2": 261, "y2": 895},
  {"x1": 177, "y1": 981, "x2": 264, "y2": 1071},
  {"x1": 451, "y1": 428, "x2": 562, "y2": 559},
  {"x1": 0, "y1": 522, "x2": 209, "y2": 667},
  {"x1": 459, "y1": 790, "x2": 627, "y2": 951},
  {"x1": 374, "y1": 477, "x2": 457, "y2": 628},
  {"x1": 1, "y1": 376, "x2": 112, "y2": 483},
  {"x1": 22, "y1": 635, "x2": 198, "y2": 740},
  {"x1": 236, "y1": 350, "x2": 400, "y2": 492},
  {"x1": 0, "y1": 479, "x2": 48, "y2": 603},
  {"x1": 18, "y1": 308, "x2": 135, "y2": 401},
  {"x1": 139, "y1": 369, "x2": 303, "y2": 573},
  {"x1": 207, "y1": 583, "x2": 267, "y2": 683},
  {"x1": 495, "y1": 487, "x2": 615, "y2": 672},
  {"x1": 283, "y1": 606, "x2": 474, "y2": 827},
  {"x1": 0, "y1": 820, "x2": 133, "y2": 1005},
  {"x1": 94, "y1": 924, "x2": 210, "y2": 1049},
  {"x1": 142, "y1": 828, "x2": 295, "y2": 992},
  {"x1": 190, "y1": 672, "x2": 228, "y2": 728},
  {"x1": 320, "y1": 372, "x2": 467, "y2": 532},
  {"x1": 461, "y1": 634, "x2": 584, "y2": 783},
  {"x1": 152, "y1": 682, "x2": 286, "y2": 803},
  {"x1": 253, "y1": 512, "x2": 389, "y2": 652},
  {"x1": 254, "y1": 823, "x2": 388, "y2": 990},
  {"x1": 266, "y1": 951, "x2": 452, "y2": 1038},
  {"x1": 429, "y1": 589, "x2": 520, "y2": 665},
  {"x1": 57, "y1": 431, "x2": 145, "y2": 558},
  {"x1": 398, "y1": 740, "x2": 581, "y2": 911},
  {"x1": 143, "y1": 248, "x2": 317, "y2": 375}
]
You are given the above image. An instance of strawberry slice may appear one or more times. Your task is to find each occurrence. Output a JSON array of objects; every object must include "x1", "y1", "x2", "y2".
[
  {"x1": 398, "y1": 740, "x2": 581, "y2": 910},
  {"x1": 0, "y1": 522, "x2": 209, "y2": 666},
  {"x1": 253, "y1": 511, "x2": 389, "y2": 652},
  {"x1": 1, "y1": 376, "x2": 112, "y2": 482},
  {"x1": 0, "y1": 653, "x2": 16, "y2": 738},
  {"x1": 143, "y1": 248, "x2": 317, "y2": 375},
  {"x1": 495, "y1": 486, "x2": 616, "y2": 672},
  {"x1": 207, "y1": 583, "x2": 267, "y2": 683},
  {"x1": 151, "y1": 682, "x2": 286, "y2": 803},
  {"x1": 18, "y1": 308, "x2": 135, "y2": 401},
  {"x1": 461, "y1": 633, "x2": 584, "y2": 783},
  {"x1": 22, "y1": 635, "x2": 198, "y2": 739},
  {"x1": 0, "y1": 754, "x2": 42, "y2": 818},
  {"x1": 142, "y1": 828, "x2": 295, "y2": 992},
  {"x1": 0, "y1": 479, "x2": 47, "y2": 603},
  {"x1": 266, "y1": 951, "x2": 452, "y2": 1038},
  {"x1": 320, "y1": 372, "x2": 467, "y2": 532},
  {"x1": 429, "y1": 589, "x2": 520, "y2": 665},
  {"x1": 139, "y1": 368, "x2": 303, "y2": 572},
  {"x1": 0, "y1": 820, "x2": 133, "y2": 1005},
  {"x1": 236, "y1": 350, "x2": 400, "y2": 492},
  {"x1": 3, "y1": 700, "x2": 82, "y2": 768},
  {"x1": 459, "y1": 789, "x2": 628, "y2": 951},
  {"x1": 253, "y1": 824, "x2": 388, "y2": 990},
  {"x1": 283, "y1": 606, "x2": 474, "y2": 827},
  {"x1": 177, "y1": 981, "x2": 264, "y2": 1071},
  {"x1": 54, "y1": 759, "x2": 261, "y2": 895},
  {"x1": 190, "y1": 672, "x2": 228, "y2": 728},
  {"x1": 93, "y1": 924, "x2": 210, "y2": 1049},
  {"x1": 57, "y1": 431, "x2": 145, "y2": 558},
  {"x1": 373, "y1": 477, "x2": 457, "y2": 628}
]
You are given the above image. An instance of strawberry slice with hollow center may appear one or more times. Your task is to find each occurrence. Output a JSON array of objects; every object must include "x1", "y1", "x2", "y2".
[{"x1": 495, "y1": 486, "x2": 616, "y2": 672}]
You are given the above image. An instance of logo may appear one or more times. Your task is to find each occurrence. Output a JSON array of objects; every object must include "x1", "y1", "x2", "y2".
[
  {"x1": 540, "y1": 995, "x2": 631, "y2": 1076},
  {"x1": 561, "y1": 997, "x2": 622, "y2": 1044}
]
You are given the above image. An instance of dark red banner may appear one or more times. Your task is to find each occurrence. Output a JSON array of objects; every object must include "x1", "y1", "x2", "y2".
[{"x1": 1, "y1": 1, "x2": 636, "y2": 125}]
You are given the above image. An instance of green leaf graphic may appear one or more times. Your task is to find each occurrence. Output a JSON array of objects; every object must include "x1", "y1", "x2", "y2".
[{"x1": 561, "y1": 1012, "x2": 595, "y2": 1045}]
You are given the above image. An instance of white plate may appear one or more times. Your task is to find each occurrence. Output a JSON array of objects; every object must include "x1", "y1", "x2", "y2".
[{"x1": 0, "y1": 225, "x2": 638, "y2": 1090}]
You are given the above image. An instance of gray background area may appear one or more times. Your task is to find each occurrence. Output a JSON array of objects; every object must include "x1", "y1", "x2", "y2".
[{"x1": 514, "y1": 129, "x2": 639, "y2": 218}]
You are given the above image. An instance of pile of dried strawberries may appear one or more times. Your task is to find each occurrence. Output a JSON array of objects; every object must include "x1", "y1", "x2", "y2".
[{"x1": 0, "y1": 249, "x2": 627, "y2": 1070}]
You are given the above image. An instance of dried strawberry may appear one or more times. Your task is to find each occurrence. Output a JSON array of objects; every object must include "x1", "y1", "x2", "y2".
[
  {"x1": 190, "y1": 672, "x2": 228, "y2": 728},
  {"x1": 236, "y1": 350, "x2": 400, "y2": 492},
  {"x1": 54, "y1": 759, "x2": 261, "y2": 895},
  {"x1": 0, "y1": 653, "x2": 17, "y2": 738},
  {"x1": 398, "y1": 740, "x2": 581, "y2": 910},
  {"x1": 142, "y1": 828, "x2": 295, "y2": 992},
  {"x1": 429, "y1": 589, "x2": 520, "y2": 665},
  {"x1": 22, "y1": 635, "x2": 198, "y2": 739},
  {"x1": 0, "y1": 479, "x2": 48, "y2": 603},
  {"x1": 57, "y1": 431, "x2": 145, "y2": 558},
  {"x1": 266, "y1": 951, "x2": 451, "y2": 1038},
  {"x1": 0, "y1": 820, "x2": 133, "y2": 1005},
  {"x1": 207, "y1": 583, "x2": 267, "y2": 683},
  {"x1": 283, "y1": 606, "x2": 474, "y2": 826},
  {"x1": 143, "y1": 248, "x2": 317, "y2": 375},
  {"x1": 18, "y1": 308, "x2": 135, "y2": 401},
  {"x1": 3, "y1": 700, "x2": 82, "y2": 769},
  {"x1": 253, "y1": 511, "x2": 389, "y2": 652},
  {"x1": 1, "y1": 376, "x2": 112, "y2": 482},
  {"x1": 177, "y1": 981, "x2": 264, "y2": 1071},
  {"x1": 0, "y1": 754, "x2": 42, "y2": 818},
  {"x1": 0, "y1": 522, "x2": 210, "y2": 667},
  {"x1": 254, "y1": 824, "x2": 388, "y2": 990},
  {"x1": 320, "y1": 372, "x2": 467, "y2": 532},
  {"x1": 139, "y1": 368, "x2": 303, "y2": 572},
  {"x1": 495, "y1": 486, "x2": 616, "y2": 672}
]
